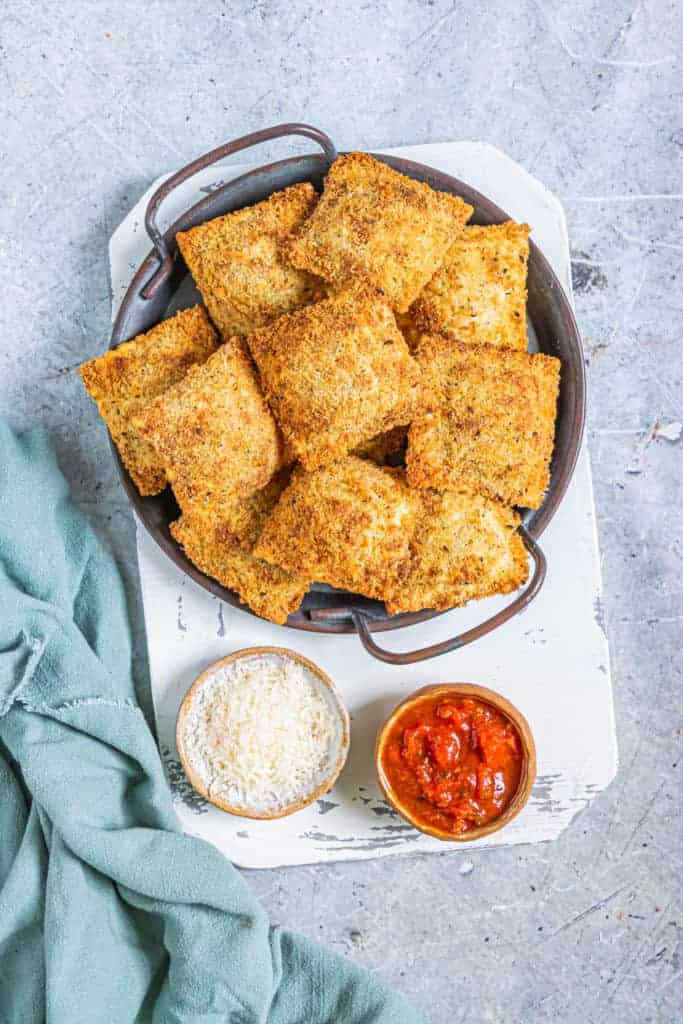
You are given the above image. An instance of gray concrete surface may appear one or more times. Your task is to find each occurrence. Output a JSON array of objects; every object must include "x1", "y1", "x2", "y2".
[{"x1": 1, "y1": 2, "x2": 681, "y2": 1021}]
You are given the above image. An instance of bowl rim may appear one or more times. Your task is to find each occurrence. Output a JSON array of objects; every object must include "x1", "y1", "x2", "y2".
[
  {"x1": 176, "y1": 645, "x2": 350, "y2": 819},
  {"x1": 375, "y1": 682, "x2": 537, "y2": 841}
]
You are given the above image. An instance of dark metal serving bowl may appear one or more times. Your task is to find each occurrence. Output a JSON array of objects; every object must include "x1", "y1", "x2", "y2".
[{"x1": 110, "y1": 123, "x2": 585, "y2": 664}]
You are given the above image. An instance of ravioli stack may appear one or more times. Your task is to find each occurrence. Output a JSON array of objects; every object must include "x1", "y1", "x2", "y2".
[{"x1": 80, "y1": 154, "x2": 560, "y2": 624}]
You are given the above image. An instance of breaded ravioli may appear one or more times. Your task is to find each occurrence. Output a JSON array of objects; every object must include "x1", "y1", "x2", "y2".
[
  {"x1": 253, "y1": 456, "x2": 419, "y2": 601},
  {"x1": 247, "y1": 287, "x2": 423, "y2": 470},
  {"x1": 173, "y1": 466, "x2": 292, "y2": 553},
  {"x1": 284, "y1": 152, "x2": 473, "y2": 312},
  {"x1": 79, "y1": 306, "x2": 218, "y2": 495},
  {"x1": 132, "y1": 336, "x2": 286, "y2": 508},
  {"x1": 407, "y1": 337, "x2": 560, "y2": 509},
  {"x1": 412, "y1": 222, "x2": 530, "y2": 349},
  {"x1": 176, "y1": 183, "x2": 321, "y2": 339},
  {"x1": 385, "y1": 490, "x2": 528, "y2": 615},
  {"x1": 170, "y1": 516, "x2": 308, "y2": 625}
]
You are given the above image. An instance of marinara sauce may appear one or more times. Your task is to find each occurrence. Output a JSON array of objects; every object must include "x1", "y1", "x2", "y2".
[{"x1": 380, "y1": 694, "x2": 523, "y2": 835}]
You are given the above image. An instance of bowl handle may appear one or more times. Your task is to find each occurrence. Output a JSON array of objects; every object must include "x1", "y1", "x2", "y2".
[
  {"x1": 346, "y1": 526, "x2": 546, "y2": 665},
  {"x1": 140, "y1": 123, "x2": 337, "y2": 299}
]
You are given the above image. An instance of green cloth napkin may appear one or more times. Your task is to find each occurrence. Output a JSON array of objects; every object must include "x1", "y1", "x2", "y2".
[{"x1": 0, "y1": 422, "x2": 425, "y2": 1024}]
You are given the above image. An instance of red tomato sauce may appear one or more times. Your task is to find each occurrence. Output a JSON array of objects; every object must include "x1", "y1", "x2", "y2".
[{"x1": 380, "y1": 695, "x2": 523, "y2": 835}]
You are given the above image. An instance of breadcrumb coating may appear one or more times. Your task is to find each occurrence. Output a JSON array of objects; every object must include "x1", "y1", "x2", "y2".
[
  {"x1": 132, "y1": 336, "x2": 286, "y2": 507},
  {"x1": 173, "y1": 467, "x2": 292, "y2": 552},
  {"x1": 406, "y1": 336, "x2": 560, "y2": 509},
  {"x1": 177, "y1": 183, "x2": 321, "y2": 339},
  {"x1": 284, "y1": 152, "x2": 473, "y2": 312},
  {"x1": 253, "y1": 456, "x2": 419, "y2": 601},
  {"x1": 412, "y1": 222, "x2": 530, "y2": 349},
  {"x1": 170, "y1": 515, "x2": 308, "y2": 625},
  {"x1": 247, "y1": 287, "x2": 423, "y2": 470},
  {"x1": 79, "y1": 306, "x2": 218, "y2": 495},
  {"x1": 385, "y1": 489, "x2": 528, "y2": 614}
]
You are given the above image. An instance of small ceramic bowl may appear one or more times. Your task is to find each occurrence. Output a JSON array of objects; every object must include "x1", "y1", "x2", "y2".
[
  {"x1": 375, "y1": 683, "x2": 536, "y2": 842},
  {"x1": 176, "y1": 646, "x2": 350, "y2": 819}
]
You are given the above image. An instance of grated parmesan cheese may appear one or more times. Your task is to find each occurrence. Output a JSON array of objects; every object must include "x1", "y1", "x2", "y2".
[{"x1": 181, "y1": 653, "x2": 345, "y2": 814}]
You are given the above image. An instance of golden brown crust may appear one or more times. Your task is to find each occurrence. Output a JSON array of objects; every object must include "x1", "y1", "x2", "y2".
[
  {"x1": 170, "y1": 516, "x2": 308, "y2": 625},
  {"x1": 406, "y1": 337, "x2": 560, "y2": 509},
  {"x1": 132, "y1": 337, "x2": 286, "y2": 507},
  {"x1": 385, "y1": 490, "x2": 528, "y2": 614},
  {"x1": 412, "y1": 222, "x2": 530, "y2": 349},
  {"x1": 78, "y1": 306, "x2": 218, "y2": 495},
  {"x1": 173, "y1": 466, "x2": 292, "y2": 552},
  {"x1": 247, "y1": 287, "x2": 423, "y2": 471},
  {"x1": 176, "y1": 183, "x2": 321, "y2": 339},
  {"x1": 283, "y1": 152, "x2": 473, "y2": 312},
  {"x1": 253, "y1": 456, "x2": 419, "y2": 601}
]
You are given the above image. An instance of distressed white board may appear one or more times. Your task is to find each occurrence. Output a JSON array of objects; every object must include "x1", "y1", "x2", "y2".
[{"x1": 110, "y1": 142, "x2": 616, "y2": 869}]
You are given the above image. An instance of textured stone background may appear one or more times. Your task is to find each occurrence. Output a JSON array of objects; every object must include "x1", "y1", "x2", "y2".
[{"x1": 1, "y1": 2, "x2": 681, "y2": 1021}]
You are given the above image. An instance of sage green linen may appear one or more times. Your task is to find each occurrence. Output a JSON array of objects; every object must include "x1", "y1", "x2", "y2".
[{"x1": 0, "y1": 423, "x2": 425, "y2": 1024}]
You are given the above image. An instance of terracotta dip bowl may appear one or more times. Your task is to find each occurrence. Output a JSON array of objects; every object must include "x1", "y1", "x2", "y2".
[{"x1": 375, "y1": 683, "x2": 536, "y2": 842}]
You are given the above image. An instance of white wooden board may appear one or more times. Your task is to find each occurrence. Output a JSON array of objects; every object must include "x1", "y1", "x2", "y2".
[{"x1": 109, "y1": 141, "x2": 616, "y2": 868}]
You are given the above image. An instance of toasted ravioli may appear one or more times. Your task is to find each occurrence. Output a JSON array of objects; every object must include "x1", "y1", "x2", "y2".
[
  {"x1": 170, "y1": 516, "x2": 308, "y2": 625},
  {"x1": 412, "y1": 222, "x2": 530, "y2": 349},
  {"x1": 133, "y1": 337, "x2": 286, "y2": 508},
  {"x1": 386, "y1": 490, "x2": 528, "y2": 615},
  {"x1": 173, "y1": 467, "x2": 292, "y2": 552},
  {"x1": 353, "y1": 425, "x2": 408, "y2": 466},
  {"x1": 176, "y1": 183, "x2": 321, "y2": 339},
  {"x1": 79, "y1": 306, "x2": 218, "y2": 495},
  {"x1": 407, "y1": 337, "x2": 560, "y2": 509},
  {"x1": 253, "y1": 456, "x2": 419, "y2": 601},
  {"x1": 284, "y1": 152, "x2": 473, "y2": 312},
  {"x1": 248, "y1": 287, "x2": 423, "y2": 470}
]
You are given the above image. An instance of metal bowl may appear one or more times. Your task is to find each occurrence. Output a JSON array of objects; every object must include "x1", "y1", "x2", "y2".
[{"x1": 110, "y1": 123, "x2": 585, "y2": 664}]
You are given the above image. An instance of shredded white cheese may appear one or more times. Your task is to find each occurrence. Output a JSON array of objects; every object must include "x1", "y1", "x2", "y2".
[{"x1": 181, "y1": 653, "x2": 344, "y2": 813}]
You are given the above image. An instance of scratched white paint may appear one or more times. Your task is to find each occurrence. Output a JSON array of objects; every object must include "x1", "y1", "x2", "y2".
[{"x1": 109, "y1": 142, "x2": 617, "y2": 868}]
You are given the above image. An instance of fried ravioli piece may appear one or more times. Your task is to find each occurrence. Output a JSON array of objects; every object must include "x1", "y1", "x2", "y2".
[
  {"x1": 406, "y1": 337, "x2": 560, "y2": 509},
  {"x1": 170, "y1": 515, "x2": 308, "y2": 625},
  {"x1": 176, "y1": 183, "x2": 321, "y2": 339},
  {"x1": 173, "y1": 467, "x2": 292, "y2": 552},
  {"x1": 248, "y1": 287, "x2": 423, "y2": 470},
  {"x1": 385, "y1": 490, "x2": 528, "y2": 615},
  {"x1": 253, "y1": 456, "x2": 419, "y2": 601},
  {"x1": 353, "y1": 425, "x2": 408, "y2": 466},
  {"x1": 284, "y1": 152, "x2": 473, "y2": 312},
  {"x1": 79, "y1": 306, "x2": 218, "y2": 495},
  {"x1": 132, "y1": 337, "x2": 286, "y2": 508},
  {"x1": 412, "y1": 222, "x2": 530, "y2": 349}
]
